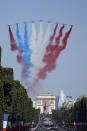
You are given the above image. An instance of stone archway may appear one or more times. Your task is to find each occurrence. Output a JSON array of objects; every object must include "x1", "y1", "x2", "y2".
[{"x1": 36, "y1": 93, "x2": 56, "y2": 114}]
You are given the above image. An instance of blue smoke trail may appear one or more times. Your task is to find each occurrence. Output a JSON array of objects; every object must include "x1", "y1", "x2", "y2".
[
  {"x1": 24, "y1": 23, "x2": 29, "y2": 51},
  {"x1": 16, "y1": 23, "x2": 33, "y2": 78},
  {"x1": 22, "y1": 23, "x2": 32, "y2": 66},
  {"x1": 16, "y1": 24, "x2": 24, "y2": 50},
  {"x1": 22, "y1": 23, "x2": 33, "y2": 77}
]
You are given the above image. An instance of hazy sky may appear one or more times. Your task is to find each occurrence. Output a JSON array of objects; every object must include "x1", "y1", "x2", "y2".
[{"x1": 0, "y1": 0, "x2": 87, "y2": 99}]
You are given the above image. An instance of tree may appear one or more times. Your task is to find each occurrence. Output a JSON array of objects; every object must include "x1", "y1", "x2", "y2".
[
  {"x1": 53, "y1": 96, "x2": 87, "y2": 124},
  {"x1": 0, "y1": 47, "x2": 40, "y2": 124},
  {"x1": 0, "y1": 46, "x2": 1, "y2": 66}
]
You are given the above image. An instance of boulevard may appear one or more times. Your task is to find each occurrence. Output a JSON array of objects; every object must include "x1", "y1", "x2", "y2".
[{"x1": 33, "y1": 114, "x2": 74, "y2": 131}]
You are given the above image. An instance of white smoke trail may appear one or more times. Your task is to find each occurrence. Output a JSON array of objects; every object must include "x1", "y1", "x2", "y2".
[
  {"x1": 29, "y1": 22, "x2": 43, "y2": 84},
  {"x1": 24, "y1": 22, "x2": 36, "y2": 86},
  {"x1": 29, "y1": 22, "x2": 51, "y2": 85},
  {"x1": 39, "y1": 23, "x2": 51, "y2": 68},
  {"x1": 30, "y1": 22, "x2": 37, "y2": 64}
]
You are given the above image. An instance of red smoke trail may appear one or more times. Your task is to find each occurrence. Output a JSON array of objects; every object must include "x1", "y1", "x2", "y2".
[
  {"x1": 8, "y1": 26, "x2": 30, "y2": 88},
  {"x1": 22, "y1": 63, "x2": 29, "y2": 78},
  {"x1": 16, "y1": 50, "x2": 24, "y2": 63},
  {"x1": 8, "y1": 26, "x2": 25, "y2": 78},
  {"x1": 8, "y1": 26, "x2": 23, "y2": 63},
  {"x1": 60, "y1": 25, "x2": 72, "y2": 51},
  {"x1": 49, "y1": 24, "x2": 58, "y2": 45},
  {"x1": 38, "y1": 24, "x2": 58, "y2": 79},
  {"x1": 55, "y1": 25, "x2": 65, "y2": 45},
  {"x1": 9, "y1": 26, "x2": 18, "y2": 51},
  {"x1": 28, "y1": 24, "x2": 58, "y2": 88},
  {"x1": 38, "y1": 25, "x2": 72, "y2": 79}
]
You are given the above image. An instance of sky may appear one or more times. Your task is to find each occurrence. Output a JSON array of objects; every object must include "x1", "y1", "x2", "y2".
[{"x1": 0, "y1": 0, "x2": 87, "y2": 100}]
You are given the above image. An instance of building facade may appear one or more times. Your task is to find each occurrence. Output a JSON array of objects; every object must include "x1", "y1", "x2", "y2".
[
  {"x1": 36, "y1": 93, "x2": 56, "y2": 114},
  {"x1": 62, "y1": 96, "x2": 75, "y2": 109}
]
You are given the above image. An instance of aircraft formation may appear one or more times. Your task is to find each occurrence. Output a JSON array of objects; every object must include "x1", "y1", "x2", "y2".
[{"x1": 8, "y1": 20, "x2": 73, "y2": 93}]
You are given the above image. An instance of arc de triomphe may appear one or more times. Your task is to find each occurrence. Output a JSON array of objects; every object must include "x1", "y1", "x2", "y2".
[{"x1": 36, "y1": 93, "x2": 56, "y2": 114}]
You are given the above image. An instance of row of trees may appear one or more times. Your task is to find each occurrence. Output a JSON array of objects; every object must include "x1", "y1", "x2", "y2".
[
  {"x1": 0, "y1": 47, "x2": 40, "y2": 124},
  {"x1": 52, "y1": 96, "x2": 87, "y2": 123}
]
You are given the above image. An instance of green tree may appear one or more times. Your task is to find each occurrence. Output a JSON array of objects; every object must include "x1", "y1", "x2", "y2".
[
  {"x1": 0, "y1": 46, "x2": 1, "y2": 66},
  {"x1": 53, "y1": 96, "x2": 87, "y2": 124},
  {"x1": 0, "y1": 47, "x2": 40, "y2": 124}
]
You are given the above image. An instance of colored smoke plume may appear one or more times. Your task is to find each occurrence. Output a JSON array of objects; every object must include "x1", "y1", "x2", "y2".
[
  {"x1": 16, "y1": 24, "x2": 24, "y2": 63},
  {"x1": 49, "y1": 24, "x2": 58, "y2": 44},
  {"x1": 27, "y1": 22, "x2": 44, "y2": 89},
  {"x1": 16, "y1": 50, "x2": 24, "y2": 63},
  {"x1": 16, "y1": 24, "x2": 24, "y2": 51},
  {"x1": 9, "y1": 26, "x2": 18, "y2": 51},
  {"x1": 22, "y1": 63, "x2": 30, "y2": 78},
  {"x1": 8, "y1": 22, "x2": 72, "y2": 93},
  {"x1": 16, "y1": 24, "x2": 32, "y2": 79},
  {"x1": 38, "y1": 25, "x2": 72, "y2": 79},
  {"x1": 28, "y1": 22, "x2": 51, "y2": 91},
  {"x1": 37, "y1": 24, "x2": 58, "y2": 79},
  {"x1": 29, "y1": 22, "x2": 51, "y2": 85},
  {"x1": 22, "y1": 24, "x2": 32, "y2": 66},
  {"x1": 55, "y1": 25, "x2": 65, "y2": 45},
  {"x1": 61, "y1": 25, "x2": 72, "y2": 50}
]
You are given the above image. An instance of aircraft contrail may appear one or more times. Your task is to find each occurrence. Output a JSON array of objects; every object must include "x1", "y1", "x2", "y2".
[
  {"x1": 22, "y1": 23, "x2": 33, "y2": 78},
  {"x1": 8, "y1": 21, "x2": 73, "y2": 93},
  {"x1": 55, "y1": 25, "x2": 65, "y2": 45},
  {"x1": 29, "y1": 22, "x2": 51, "y2": 86},
  {"x1": 16, "y1": 24, "x2": 24, "y2": 51},
  {"x1": 9, "y1": 26, "x2": 18, "y2": 51},
  {"x1": 38, "y1": 24, "x2": 58, "y2": 79},
  {"x1": 29, "y1": 22, "x2": 44, "y2": 84},
  {"x1": 38, "y1": 25, "x2": 72, "y2": 80}
]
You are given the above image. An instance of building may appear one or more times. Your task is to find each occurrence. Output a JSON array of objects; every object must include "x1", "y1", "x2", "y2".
[
  {"x1": 62, "y1": 96, "x2": 75, "y2": 109},
  {"x1": 36, "y1": 93, "x2": 56, "y2": 114},
  {"x1": 55, "y1": 96, "x2": 59, "y2": 110},
  {"x1": 33, "y1": 100, "x2": 36, "y2": 108}
]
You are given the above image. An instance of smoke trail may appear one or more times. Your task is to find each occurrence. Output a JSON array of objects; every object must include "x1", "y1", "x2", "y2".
[
  {"x1": 8, "y1": 26, "x2": 18, "y2": 51},
  {"x1": 38, "y1": 24, "x2": 58, "y2": 79},
  {"x1": 22, "y1": 23, "x2": 32, "y2": 66},
  {"x1": 29, "y1": 22, "x2": 44, "y2": 84},
  {"x1": 16, "y1": 24, "x2": 33, "y2": 79},
  {"x1": 16, "y1": 24, "x2": 24, "y2": 51},
  {"x1": 16, "y1": 52, "x2": 23, "y2": 64},
  {"x1": 22, "y1": 23, "x2": 33, "y2": 78},
  {"x1": 16, "y1": 24, "x2": 24, "y2": 63},
  {"x1": 29, "y1": 22, "x2": 37, "y2": 66},
  {"x1": 41, "y1": 23, "x2": 51, "y2": 67},
  {"x1": 55, "y1": 25, "x2": 65, "y2": 45},
  {"x1": 60, "y1": 25, "x2": 72, "y2": 51},
  {"x1": 38, "y1": 25, "x2": 72, "y2": 79},
  {"x1": 29, "y1": 22, "x2": 37, "y2": 84},
  {"x1": 30, "y1": 22, "x2": 36, "y2": 52},
  {"x1": 39, "y1": 23, "x2": 51, "y2": 68},
  {"x1": 49, "y1": 24, "x2": 58, "y2": 45},
  {"x1": 29, "y1": 23, "x2": 51, "y2": 87},
  {"x1": 24, "y1": 23, "x2": 29, "y2": 52}
]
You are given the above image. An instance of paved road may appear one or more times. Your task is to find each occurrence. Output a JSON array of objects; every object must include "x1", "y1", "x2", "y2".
[
  {"x1": 33, "y1": 114, "x2": 71, "y2": 131},
  {"x1": 33, "y1": 126, "x2": 71, "y2": 131}
]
